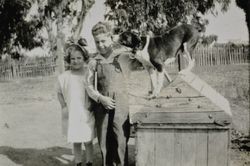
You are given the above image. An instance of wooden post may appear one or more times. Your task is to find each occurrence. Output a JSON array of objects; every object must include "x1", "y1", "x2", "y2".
[
  {"x1": 11, "y1": 60, "x2": 17, "y2": 78},
  {"x1": 210, "y1": 48, "x2": 212, "y2": 66}
]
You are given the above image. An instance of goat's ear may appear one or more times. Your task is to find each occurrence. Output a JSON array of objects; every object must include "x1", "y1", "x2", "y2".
[{"x1": 112, "y1": 34, "x2": 120, "y2": 43}]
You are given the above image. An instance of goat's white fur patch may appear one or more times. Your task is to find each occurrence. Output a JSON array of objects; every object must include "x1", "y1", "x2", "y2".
[{"x1": 135, "y1": 35, "x2": 153, "y2": 67}]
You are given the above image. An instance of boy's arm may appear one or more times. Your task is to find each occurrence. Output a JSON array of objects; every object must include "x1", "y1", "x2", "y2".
[
  {"x1": 85, "y1": 59, "x2": 101, "y2": 102},
  {"x1": 85, "y1": 59, "x2": 116, "y2": 110}
]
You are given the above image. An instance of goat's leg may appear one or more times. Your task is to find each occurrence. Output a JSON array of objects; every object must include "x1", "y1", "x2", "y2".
[
  {"x1": 179, "y1": 43, "x2": 195, "y2": 74},
  {"x1": 148, "y1": 68, "x2": 158, "y2": 98},
  {"x1": 155, "y1": 71, "x2": 164, "y2": 96},
  {"x1": 163, "y1": 69, "x2": 172, "y2": 82},
  {"x1": 163, "y1": 58, "x2": 175, "y2": 82},
  {"x1": 146, "y1": 66, "x2": 156, "y2": 95}
]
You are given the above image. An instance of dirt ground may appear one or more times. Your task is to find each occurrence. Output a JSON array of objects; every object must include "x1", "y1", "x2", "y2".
[{"x1": 0, "y1": 64, "x2": 249, "y2": 166}]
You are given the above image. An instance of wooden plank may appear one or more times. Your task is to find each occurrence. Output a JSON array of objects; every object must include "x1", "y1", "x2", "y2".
[
  {"x1": 180, "y1": 72, "x2": 231, "y2": 116},
  {"x1": 207, "y1": 130, "x2": 229, "y2": 166},
  {"x1": 155, "y1": 129, "x2": 174, "y2": 166},
  {"x1": 174, "y1": 131, "x2": 182, "y2": 166},
  {"x1": 195, "y1": 130, "x2": 208, "y2": 166},
  {"x1": 132, "y1": 110, "x2": 231, "y2": 125},
  {"x1": 135, "y1": 125, "x2": 230, "y2": 130},
  {"x1": 181, "y1": 130, "x2": 197, "y2": 166},
  {"x1": 136, "y1": 128, "x2": 155, "y2": 166}
]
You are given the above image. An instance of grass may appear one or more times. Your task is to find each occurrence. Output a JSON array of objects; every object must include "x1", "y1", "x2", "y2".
[{"x1": 0, "y1": 64, "x2": 249, "y2": 166}]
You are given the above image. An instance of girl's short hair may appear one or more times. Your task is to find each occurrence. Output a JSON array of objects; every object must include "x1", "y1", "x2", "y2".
[{"x1": 65, "y1": 39, "x2": 89, "y2": 63}]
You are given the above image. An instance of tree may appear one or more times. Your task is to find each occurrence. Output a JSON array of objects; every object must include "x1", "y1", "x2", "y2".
[
  {"x1": 201, "y1": 34, "x2": 218, "y2": 46},
  {"x1": 0, "y1": 0, "x2": 43, "y2": 59},
  {"x1": 236, "y1": 0, "x2": 250, "y2": 56},
  {"x1": 36, "y1": 0, "x2": 94, "y2": 73},
  {"x1": 105, "y1": 0, "x2": 231, "y2": 35},
  {"x1": 236, "y1": 0, "x2": 250, "y2": 137}
]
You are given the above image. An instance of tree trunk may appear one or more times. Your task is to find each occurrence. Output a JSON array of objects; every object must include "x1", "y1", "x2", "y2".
[
  {"x1": 37, "y1": 0, "x2": 57, "y2": 61},
  {"x1": 72, "y1": 0, "x2": 87, "y2": 41},
  {"x1": 72, "y1": 0, "x2": 95, "y2": 41},
  {"x1": 55, "y1": 3, "x2": 65, "y2": 74}
]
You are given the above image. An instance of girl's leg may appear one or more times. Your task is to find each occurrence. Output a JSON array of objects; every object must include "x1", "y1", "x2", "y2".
[
  {"x1": 84, "y1": 141, "x2": 94, "y2": 164},
  {"x1": 73, "y1": 143, "x2": 82, "y2": 164}
]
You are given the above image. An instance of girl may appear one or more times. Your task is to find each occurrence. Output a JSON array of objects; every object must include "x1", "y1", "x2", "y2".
[{"x1": 56, "y1": 41, "x2": 94, "y2": 166}]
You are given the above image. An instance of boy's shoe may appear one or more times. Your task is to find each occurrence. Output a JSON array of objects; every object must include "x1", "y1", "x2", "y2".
[{"x1": 86, "y1": 162, "x2": 93, "y2": 166}]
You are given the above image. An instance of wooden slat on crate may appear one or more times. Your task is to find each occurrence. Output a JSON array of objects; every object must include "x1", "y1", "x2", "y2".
[{"x1": 207, "y1": 130, "x2": 229, "y2": 166}]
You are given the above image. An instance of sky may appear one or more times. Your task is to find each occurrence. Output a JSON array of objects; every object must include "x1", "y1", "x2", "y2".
[
  {"x1": 204, "y1": 1, "x2": 248, "y2": 43},
  {"x1": 81, "y1": 0, "x2": 106, "y2": 50}
]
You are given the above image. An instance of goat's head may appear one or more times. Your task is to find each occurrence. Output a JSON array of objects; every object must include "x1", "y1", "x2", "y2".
[{"x1": 118, "y1": 30, "x2": 142, "y2": 53}]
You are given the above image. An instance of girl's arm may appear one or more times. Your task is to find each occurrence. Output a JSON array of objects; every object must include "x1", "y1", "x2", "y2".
[
  {"x1": 57, "y1": 92, "x2": 67, "y2": 109},
  {"x1": 56, "y1": 79, "x2": 67, "y2": 108},
  {"x1": 56, "y1": 80, "x2": 68, "y2": 135}
]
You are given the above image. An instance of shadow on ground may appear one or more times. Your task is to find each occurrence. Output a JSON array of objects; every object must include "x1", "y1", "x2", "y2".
[{"x1": 0, "y1": 145, "x2": 135, "y2": 166}]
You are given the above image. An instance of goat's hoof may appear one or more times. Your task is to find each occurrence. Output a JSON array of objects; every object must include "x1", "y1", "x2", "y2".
[
  {"x1": 169, "y1": 79, "x2": 174, "y2": 84},
  {"x1": 147, "y1": 94, "x2": 157, "y2": 100},
  {"x1": 179, "y1": 69, "x2": 189, "y2": 75},
  {"x1": 148, "y1": 91, "x2": 153, "y2": 95}
]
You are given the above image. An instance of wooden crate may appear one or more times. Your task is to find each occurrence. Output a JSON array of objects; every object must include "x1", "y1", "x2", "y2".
[{"x1": 130, "y1": 72, "x2": 232, "y2": 166}]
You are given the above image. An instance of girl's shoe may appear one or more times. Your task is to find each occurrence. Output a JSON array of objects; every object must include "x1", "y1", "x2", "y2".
[
  {"x1": 76, "y1": 162, "x2": 82, "y2": 166},
  {"x1": 86, "y1": 162, "x2": 93, "y2": 166}
]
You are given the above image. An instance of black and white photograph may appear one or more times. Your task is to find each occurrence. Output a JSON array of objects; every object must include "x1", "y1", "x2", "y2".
[{"x1": 0, "y1": 0, "x2": 249, "y2": 166}]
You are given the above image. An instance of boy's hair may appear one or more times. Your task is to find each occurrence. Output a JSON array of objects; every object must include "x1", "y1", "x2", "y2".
[
  {"x1": 65, "y1": 44, "x2": 89, "y2": 63},
  {"x1": 92, "y1": 21, "x2": 112, "y2": 36}
]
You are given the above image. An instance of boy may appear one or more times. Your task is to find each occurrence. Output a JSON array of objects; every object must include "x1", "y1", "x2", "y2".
[{"x1": 86, "y1": 21, "x2": 135, "y2": 166}]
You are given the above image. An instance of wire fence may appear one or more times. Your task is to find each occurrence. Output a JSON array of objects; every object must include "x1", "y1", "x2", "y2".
[{"x1": 0, "y1": 45, "x2": 249, "y2": 80}]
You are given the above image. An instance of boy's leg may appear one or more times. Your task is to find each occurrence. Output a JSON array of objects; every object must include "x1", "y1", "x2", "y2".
[
  {"x1": 113, "y1": 117, "x2": 130, "y2": 166},
  {"x1": 73, "y1": 143, "x2": 82, "y2": 164},
  {"x1": 113, "y1": 93, "x2": 130, "y2": 166},
  {"x1": 84, "y1": 141, "x2": 94, "y2": 164},
  {"x1": 94, "y1": 106, "x2": 109, "y2": 166}
]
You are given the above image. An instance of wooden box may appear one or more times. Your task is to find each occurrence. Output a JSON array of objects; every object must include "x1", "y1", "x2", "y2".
[{"x1": 130, "y1": 72, "x2": 232, "y2": 166}]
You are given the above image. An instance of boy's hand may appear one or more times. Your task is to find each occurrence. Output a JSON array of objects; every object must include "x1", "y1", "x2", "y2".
[{"x1": 99, "y1": 95, "x2": 115, "y2": 110}]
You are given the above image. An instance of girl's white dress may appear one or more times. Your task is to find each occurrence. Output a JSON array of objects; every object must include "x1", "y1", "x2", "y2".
[{"x1": 57, "y1": 70, "x2": 95, "y2": 143}]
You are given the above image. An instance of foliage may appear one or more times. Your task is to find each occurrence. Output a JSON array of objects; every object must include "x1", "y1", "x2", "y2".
[
  {"x1": 35, "y1": 0, "x2": 95, "y2": 73},
  {"x1": 200, "y1": 34, "x2": 218, "y2": 46},
  {"x1": 235, "y1": 0, "x2": 249, "y2": 12},
  {"x1": 36, "y1": 0, "x2": 95, "y2": 51},
  {"x1": 0, "y1": 0, "x2": 94, "y2": 60},
  {"x1": 105, "y1": 0, "x2": 231, "y2": 34},
  {"x1": 0, "y1": 0, "x2": 43, "y2": 58}
]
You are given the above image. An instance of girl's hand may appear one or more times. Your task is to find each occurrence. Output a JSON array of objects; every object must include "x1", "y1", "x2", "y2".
[
  {"x1": 61, "y1": 107, "x2": 68, "y2": 136},
  {"x1": 99, "y1": 95, "x2": 116, "y2": 110},
  {"x1": 61, "y1": 107, "x2": 68, "y2": 120}
]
